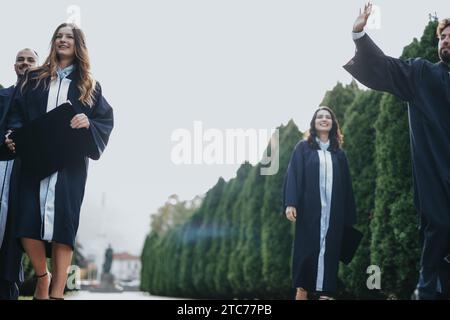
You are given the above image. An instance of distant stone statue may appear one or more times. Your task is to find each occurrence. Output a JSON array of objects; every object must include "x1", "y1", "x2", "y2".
[
  {"x1": 89, "y1": 244, "x2": 122, "y2": 293},
  {"x1": 102, "y1": 245, "x2": 113, "y2": 274}
]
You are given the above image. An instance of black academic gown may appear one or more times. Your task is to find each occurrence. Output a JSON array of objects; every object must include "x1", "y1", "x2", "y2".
[
  {"x1": 0, "y1": 85, "x2": 22, "y2": 299},
  {"x1": 0, "y1": 86, "x2": 15, "y2": 134},
  {"x1": 344, "y1": 34, "x2": 450, "y2": 298},
  {"x1": 6, "y1": 69, "x2": 114, "y2": 254},
  {"x1": 282, "y1": 140, "x2": 356, "y2": 293}
]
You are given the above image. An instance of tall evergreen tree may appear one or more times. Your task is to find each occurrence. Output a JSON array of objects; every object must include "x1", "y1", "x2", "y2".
[
  {"x1": 214, "y1": 164, "x2": 252, "y2": 298},
  {"x1": 202, "y1": 182, "x2": 230, "y2": 297},
  {"x1": 338, "y1": 89, "x2": 382, "y2": 299},
  {"x1": 178, "y1": 217, "x2": 199, "y2": 296},
  {"x1": 320, "y1": 81, "x2": 359, "y2": 127},
  {"x1": 372, "y1": 93, "x2": 416, "y2": 299},
  {"x1": 241, "y1": 164, "x2": 266, "y2": 296},
  {"x1": 261, "y1": 120, "x2": 302, "y2": 298},
  {"x1": 191, "y1": 178, "x2": 225, "y2": 296},
  {"x1": 227, "y1": 170, "x2": 251, "y2": 298}
]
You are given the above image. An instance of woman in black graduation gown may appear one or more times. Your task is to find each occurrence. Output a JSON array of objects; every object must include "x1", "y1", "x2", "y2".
[
  {"x1": 283, "y1": 106, "x2": 356, "y2": 300},
  {"x1": 5, "y1": 23, "x2": 114, "y2": 299}
]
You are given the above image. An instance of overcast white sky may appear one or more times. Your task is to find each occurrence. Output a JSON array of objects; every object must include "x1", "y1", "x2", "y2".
[{"x1": 0, "y1": 0, "x2": 448, "y2": 263}]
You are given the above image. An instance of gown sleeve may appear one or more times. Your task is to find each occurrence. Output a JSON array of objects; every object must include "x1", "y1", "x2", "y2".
[
  {"x1": 282, "y1": 142, "x2": 305, "y2": 212},
  {"x1": 340, "y1": 151, "x2": 357, "y2": 226},
  {"x1": 5, "y1": 85, "x2": 25, "y2": 131},
  {"x1": 343, "y1": 33, "x2": 422, "y2": 103},
  {"x1": 85, "y1": 83, "x2": 114, "y2": 160},
  {"x1": 0, "y1": 89, "x2": 8, "y2": 121},
  {"x1": 0, "y1": 85, "x2": 25, "y2": 160}
]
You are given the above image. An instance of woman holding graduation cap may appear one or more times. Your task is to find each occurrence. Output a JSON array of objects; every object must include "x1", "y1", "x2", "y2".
[
  {"x1": 5, "y1": 23, "x2": 114, "y2": 300},
  {"x1": 283, "y1": 106, "x2": 357, "y2": 300}
]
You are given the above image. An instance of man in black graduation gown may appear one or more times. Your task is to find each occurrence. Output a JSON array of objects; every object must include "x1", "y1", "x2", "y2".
[
  {"x1": 0, "y1": 48, "x2": 38, "y2": 300},
  {"x1": 343, "y1": 3, "x2": 450, "y2": 300}
]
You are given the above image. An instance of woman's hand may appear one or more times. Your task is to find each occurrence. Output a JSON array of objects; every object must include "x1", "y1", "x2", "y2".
[
  {"x1": 5, "y1": 130, "x2": 15, "y2": 153},
  {"x1": 353, "y1": 2, "x2": 372, "y2": 33},
  {"x1": 285, "y1": 206, "x2": 297, "y2": 222},
  {"x1": 70, "y1": 113, "x2": 90, "y2": 129}
]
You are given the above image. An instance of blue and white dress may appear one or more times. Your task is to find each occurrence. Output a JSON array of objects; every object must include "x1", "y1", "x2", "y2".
[{"x1": 283, "y1": 138, "x2": 356, "y2": 293}]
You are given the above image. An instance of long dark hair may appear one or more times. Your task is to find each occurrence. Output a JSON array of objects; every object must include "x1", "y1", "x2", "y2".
[{"x1": 304, "y1": 106, "x2": 343, "y2": 151}]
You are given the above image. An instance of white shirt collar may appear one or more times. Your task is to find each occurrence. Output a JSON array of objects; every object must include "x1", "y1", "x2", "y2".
[{"x1": 315, "y1": 137, "x2": 330, "y2": 151}]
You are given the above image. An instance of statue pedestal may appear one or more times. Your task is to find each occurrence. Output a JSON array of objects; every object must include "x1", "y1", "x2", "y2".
[{"x1": 89, "y1": 273, "x2": 123, "y2": 293}]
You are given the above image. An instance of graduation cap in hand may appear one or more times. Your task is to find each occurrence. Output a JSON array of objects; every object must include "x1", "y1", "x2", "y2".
[
  {"x1": 10, "y1": 102, "x2": 91, "y2": 180},
  {"x1": 340, "y1": 226, "x2": 363, "y2": 265}
]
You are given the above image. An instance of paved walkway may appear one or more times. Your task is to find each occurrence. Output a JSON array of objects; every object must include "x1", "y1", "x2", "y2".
[{"x1": 66, "y1": 291, "x2": 185, "y2": 300}]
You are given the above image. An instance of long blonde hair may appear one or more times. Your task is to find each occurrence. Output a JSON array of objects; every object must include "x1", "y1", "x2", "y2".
[{"x1": 22, "y1": 23, "x2": 97, "y2": 107}]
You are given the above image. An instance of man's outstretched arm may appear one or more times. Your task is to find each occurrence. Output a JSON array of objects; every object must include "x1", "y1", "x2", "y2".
[{"x1": 344, "y1": 2, "x2": 420, "y2": 102}]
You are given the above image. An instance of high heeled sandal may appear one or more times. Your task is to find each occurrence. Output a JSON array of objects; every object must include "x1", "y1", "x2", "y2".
[{"x1": 32, "y1": 272, "x2": 51, "y2": 300}]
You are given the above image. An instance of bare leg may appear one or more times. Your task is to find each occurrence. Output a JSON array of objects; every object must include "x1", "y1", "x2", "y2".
[
  {"x1": 296, "y1": 287, "x2": 308, "y2": 300},
  {"x1": 49, "y1": 242, "x2": 73, "y2": 299},
  {"x1": 21, "y1": 238, "x2": 50, "y2": 299}
]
